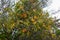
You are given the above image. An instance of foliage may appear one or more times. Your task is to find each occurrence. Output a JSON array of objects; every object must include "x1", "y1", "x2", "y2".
[{"x1": 0, "y1": 0, "x2": 59, "y2": 40}]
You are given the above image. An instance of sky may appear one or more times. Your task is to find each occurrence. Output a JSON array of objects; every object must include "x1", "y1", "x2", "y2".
[{"x1": 44, "y1": 0, "x2": 60, "y2": 19}]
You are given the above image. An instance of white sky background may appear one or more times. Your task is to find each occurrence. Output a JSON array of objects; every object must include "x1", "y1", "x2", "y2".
[{"x1": 44, "y1": 0, "x2": 60, "y2": 19}]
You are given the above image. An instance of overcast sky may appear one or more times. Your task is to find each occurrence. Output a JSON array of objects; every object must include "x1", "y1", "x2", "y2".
[{"x1": 44, "y1": 0, "x2": 60, "y2": 19}]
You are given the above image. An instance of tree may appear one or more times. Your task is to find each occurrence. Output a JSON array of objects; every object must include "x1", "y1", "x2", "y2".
[
  {"x1": 40, "y1": 0, "x2": 52, "y2": 8},
  {"x1": 0, "y1": 0, "x2": 58, "y2": 40}
]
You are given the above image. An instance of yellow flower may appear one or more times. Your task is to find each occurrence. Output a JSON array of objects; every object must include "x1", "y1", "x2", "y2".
[
  {"x1": 34, "y1": 16, "x2": 37, "y2": 19},
  {"x1": 31, "y1": 18, "x2": 37, "y2": 24},
  {"x1": 51, "y1": 34, "x2": 56, "y2": 38},
  {"x1": 22, "y1": 28, "x2": 27, "y2": 33},
  {"x1": 31, "y1": 18, "x2": 35, "y2": 22},
  {"x1": 11, "y1": 23, "x2": 15, "y2": 29},
  {"x1": 33, "y1": 21, "x2": 37, "y2": 24},
  {"x1": 46, "y1": 26, "x2": 51, "y2": 30},
  {"x1": 12, "y1": 23, "x2": 15, "y2": 27},
  {"x1": 20, "y1": 13, "x2": 27, "y2": 18}
]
